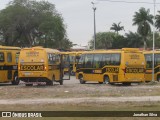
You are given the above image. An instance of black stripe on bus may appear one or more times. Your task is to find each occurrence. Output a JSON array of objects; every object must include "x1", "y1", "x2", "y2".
[
  {"x1": 0, "y1": 65, "x2": 18, "y2": 70},
  {"x1": 77, "y1": 67, "x2": 119, "y2": 74},
  {"x1": 48, "y1": 65, "x2": 60, "y2": 70},
  {"x1": 77, "y1": 67, "x2": 145, "y2": 74}
]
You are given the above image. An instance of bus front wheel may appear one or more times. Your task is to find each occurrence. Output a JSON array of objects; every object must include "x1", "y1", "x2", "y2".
[
  {"x1": 12, "y1": 73, "x2": 20, "y2": 85},
  {"x1": 79, "y1": 75, "x2": 86, "y2": 84}
]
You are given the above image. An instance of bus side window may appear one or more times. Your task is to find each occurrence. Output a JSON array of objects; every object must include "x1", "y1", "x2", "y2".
[
  {"x1": 48, "y1": 53, "x2": 54, "y2": 64},
  {"x1": 102, "y1": 54, "x2": 111, "y2": 66},
  {"x1": 110, "y1": 54, "x2": 120, "y2": 65},
  {"x1": 93, "y1": 54, "x2": 102, "y2": 68},
  {"x1": 77, "y1": 55, "x2": 84, "y2": 68},
  {"x1": 155, "y1": 54, "x2": 160, "y2": 67},
  {"x1": 7, "y1": 53, "x2": 12, "y2": 63},
  {"x1": 84, "y1": 54, "x2": 93, "y2": 68},
  {"x1": 0, "y1": 52, "x2": 4, "y2": 62},
  {"x1": 16, "y1": 52, "x2": 20, "y2": 64}
]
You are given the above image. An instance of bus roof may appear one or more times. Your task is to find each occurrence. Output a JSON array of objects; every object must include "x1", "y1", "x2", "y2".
[
  {"x1": 82, "y1": 48, "x2": 141, "y2": 54},
  {"x1": 0, "y1": 45, "x2": 21, "y2": 50},
  {"x1": 143, "y1": 49, "x2": 160, "y2": 54},
  {"x1": 21, "y1": 47, "x2": 60, "y2": 53}
]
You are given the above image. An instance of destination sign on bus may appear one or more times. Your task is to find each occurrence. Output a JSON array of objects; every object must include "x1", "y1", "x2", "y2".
[
  {"x1": 130, "y1": 54, "x2": 139, "y2": 59},
  {"x1": 26, "y1": 51, "x2": 39, "y2": 57},
  {"x1": 20, "y1": 65, "x2": 44, "y2": 71},
  {"x1": 106, "y1": 67, "x2": 119, "y2": 73}
]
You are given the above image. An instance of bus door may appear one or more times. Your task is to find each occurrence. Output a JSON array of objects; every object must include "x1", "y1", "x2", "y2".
[
  {"x1": 144, "y1": 53, "x2": 152, "y2": 81},
  {"x1": 6, "y1": 52, "x2": 13, "y2": 80},
  {"x1": 92, "y1": 54, "x2": 103, "y2": 81},
  {"x1": 60, "y1": 54, "x2": 70, "y2": 80},
  {"x1": 0, "y1": 51, "x2": 6, "y2": 82},
  {"x1": 83, "y1": 54, "x2": 94, "y2": 81}
]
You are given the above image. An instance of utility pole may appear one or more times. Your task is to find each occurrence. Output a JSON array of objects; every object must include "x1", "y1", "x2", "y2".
[
  {"x1": 91, "y1": 2, "x2": 97, "y2": 50},
  {"x1": 152, "y1": 0, "x2": 156, "y2": 82}
]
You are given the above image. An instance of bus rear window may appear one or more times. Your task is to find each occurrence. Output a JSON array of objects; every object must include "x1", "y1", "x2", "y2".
[{"x1": 0, "y1": 53, "x2": 4, "y2": 62}]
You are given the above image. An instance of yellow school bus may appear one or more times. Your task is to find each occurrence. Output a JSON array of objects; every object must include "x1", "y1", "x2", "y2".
[
  {"x1": 144, "y1": 50, "x2": 160, "y2": 82},
  {"x1": 62, "y1": 51, "x2": 83, "y2": 75},
  {"x1": 0, "y1": 45, "x2": 20, "y2": 85},
  {"x1": 72, "y1": 52, "x2": 83, "y2": 74},
  {"x1": 18, "y1": 46, "x2": 70, "y2": 86},
  {"x1": 76, "y1": 48, "x2": 145, "y2": 85}
]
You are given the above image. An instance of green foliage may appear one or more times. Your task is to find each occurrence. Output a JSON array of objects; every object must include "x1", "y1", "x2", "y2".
[
  {"x1": 89, "y1": 32, "x2": 129, "y2": 49},
  {"x1": 132, "y1": 7, "x2": 153, "y2": 49},
  {"x1": 89, "y1": 32, "x2": 115, "y2": 49},
  {"x1": 110, "y1": 22, "x2": 124, "y2": 34},
  {"x1": 89, "y1": 31, "x2": 147, "y2": 49},
  {"x1": 156, "y1": 11, "x2": 160, "y2": 31},
  {"x1": 147, "y1": 32, "x2": 160, "y2": 48},
  {"x1": 125, "y1": 31, "x2": 143, "y2": 48},
  {"x1": 0, "y1": 0, "x2": 72, "y2": 49},
  {"x1": 112, "y1": 35, "x2": 126, "y2": 49}
]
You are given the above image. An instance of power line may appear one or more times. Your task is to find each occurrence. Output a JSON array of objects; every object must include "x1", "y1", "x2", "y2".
[{"x1": 98, "y1": 0, "x2": 160, "y2": 4}]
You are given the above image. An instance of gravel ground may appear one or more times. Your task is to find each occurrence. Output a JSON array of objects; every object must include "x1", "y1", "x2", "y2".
[
  {"x1": 0, "y1": 96, "x2": 160, "y2": 105},
  {"x1": 0, "y1": 76, "x2": 159, "y2": 104}
]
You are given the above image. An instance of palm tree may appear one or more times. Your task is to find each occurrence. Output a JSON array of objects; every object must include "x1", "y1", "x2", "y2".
[
  {"x1": 132, "y1": 7, "x2": 153, "y2": 49},
  {"x1": 125, "y1": 31, "x2": 143, "y2": 48},
  {"x1": 155, "y1": 11, "x2": 160, "y2": 31},
  {"x1": 110, "y1": 22, "x2": 124, "y2": 34}
]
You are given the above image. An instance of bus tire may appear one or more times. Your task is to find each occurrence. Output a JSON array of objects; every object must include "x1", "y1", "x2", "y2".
[
  {"x1": 59, "y1": 80, "x2": 63, "y2": 85},
  {"x1": 157, "y1": 75, "x2": 160, "y2": 82},
  {"x1": 103, "y1": 76, "x2": 110, "y2": 84},
  {"x1": 98, "y1": 82, "x2": 103, "y2": 84},
  {"x1": 12, "y1": 73, "x2": 20, "y2": 85},
  {"x1": 79, "y1": 75, "x2": 85, "y2": 84},
  {"x1": 25, "y1": 84, "x2": 33, "y2": 86},
  {"x1": 122, "y1": 82, "x2": 131, "y2": 86},
  {"x1": 46, "y1": 76, "x2": 54, "y2": 86}
]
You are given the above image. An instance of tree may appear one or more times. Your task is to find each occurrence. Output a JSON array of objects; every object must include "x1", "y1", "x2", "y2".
[
  {"x1": 110, "y1": 22, "x2": 124, "y2": 34},
  {"x1": 0, "y1": 0, "x2": 71, "y2": 49},
  {"x1": 147, "y1": 32, "x2": 160, "y2": 48},
  {"x1": 155, "y1": 11, "x2": 160, "y2": 31},
  {"x1": 112, "y1": 35, "x2": 127, "y2": 49},
  {"x1": 125, "y1": 32, "x2": 143, "y2": 48},
  {"x1": 132, "y1": 7, "x2": 153, "y2": 49},
  {"x1": 89, "y1": 32, "x2": 116, "y2": 49}
]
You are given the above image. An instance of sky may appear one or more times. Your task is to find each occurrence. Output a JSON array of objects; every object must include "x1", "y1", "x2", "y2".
[{"x1": 0, "y1": 0, "x2": 160, "y2": 46}]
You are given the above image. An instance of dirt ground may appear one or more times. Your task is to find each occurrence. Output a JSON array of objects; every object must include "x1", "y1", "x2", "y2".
[
  {"x1": 0, "y1": 76, "x2": 160, "y2": 119},
  {"x1": 0, "y1": 76, "x2": 159, "y2": 100}
]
